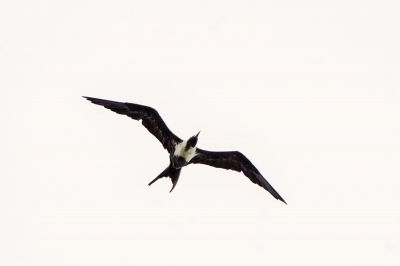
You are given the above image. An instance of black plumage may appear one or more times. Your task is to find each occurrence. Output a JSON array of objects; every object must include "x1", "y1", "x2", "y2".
[
  {"x1": 84, "y1": 97, "x2": 181, "y2": 153},
  {"x1": 191, "y1": 149, "x2": 286, "y2": 203},
  {"x1": 84, "y1": 96, "x2": 286, "y2": 204}
]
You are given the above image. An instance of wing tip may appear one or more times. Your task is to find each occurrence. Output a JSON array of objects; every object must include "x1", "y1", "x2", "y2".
[
  {"x1": 83, "y1": 96, "x2": 115, "y2": 106},
  {"x1": 83, "y1": 96, "x2": 96, "y2": 102},
  {"x1": 278, "y1": 197, "x2": 287, "y2": 205},
  {"x1": 83, "y1": 96, "x2": 95, "y2": 103},
  {"x1": 271, "y1": 190, "x2": 287, "y2": 205}
]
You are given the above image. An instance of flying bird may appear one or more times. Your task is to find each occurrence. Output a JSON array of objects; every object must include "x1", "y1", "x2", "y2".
[{"x1": 84, "y1": 96, "x2": 286, "y2": 204}]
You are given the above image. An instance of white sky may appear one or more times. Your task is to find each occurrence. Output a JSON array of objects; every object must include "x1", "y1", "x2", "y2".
[{"x1": 1, "y1": 0, "x2": 400, "y2": 265}]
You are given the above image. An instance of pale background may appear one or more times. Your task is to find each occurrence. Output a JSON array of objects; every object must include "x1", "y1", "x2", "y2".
[{"x1": 1, "y1": 0, "x2": 400, "y2": 265}]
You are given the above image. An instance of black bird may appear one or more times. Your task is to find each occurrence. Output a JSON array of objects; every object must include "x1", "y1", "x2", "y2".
[{"x1": 84, "y1": 96, "x2": 286, "y2": 204}]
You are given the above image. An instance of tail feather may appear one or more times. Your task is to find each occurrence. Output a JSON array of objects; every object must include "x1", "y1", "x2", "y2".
[
  {"x1": 169, "y1": 174, "x2": 180, "y2": 193},
  {"x1": 148, "y1": 166, "x2": 170, "y2": 186},
  {"x1": 148, "y1": 164, "x2": 181, "y2": 192}
]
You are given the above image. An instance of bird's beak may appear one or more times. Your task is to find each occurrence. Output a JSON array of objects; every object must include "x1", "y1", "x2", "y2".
[{"x1": 196, "y1": 131, "x2": 200, "y2": 138}]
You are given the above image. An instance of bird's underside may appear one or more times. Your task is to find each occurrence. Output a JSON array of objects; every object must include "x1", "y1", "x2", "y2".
[{"x1": 84, "y1": 96, "x2": 287, "y2": 204}]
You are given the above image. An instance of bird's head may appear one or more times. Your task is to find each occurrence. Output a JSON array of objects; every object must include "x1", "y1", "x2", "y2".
[{"x1": 185, "y1": 131, "x2": 200, "y2": 150}]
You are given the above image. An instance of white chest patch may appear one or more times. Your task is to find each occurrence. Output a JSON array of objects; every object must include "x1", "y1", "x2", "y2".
[{"x1": 174, "y1": 141, "x2": 197, "y2": 162}]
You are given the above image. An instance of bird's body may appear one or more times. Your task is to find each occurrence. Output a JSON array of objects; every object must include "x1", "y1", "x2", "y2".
[
  {"x1": 172, "y1": 140, "x2": 198, "y2": 166},
  {"x1": 84, "y1": 96, "x2": 286, "y2": 204}
]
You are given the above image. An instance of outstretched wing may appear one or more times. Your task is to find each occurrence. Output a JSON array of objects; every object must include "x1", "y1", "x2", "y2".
[
  {"x1": 84, "y1": 96, "x2": 182, "y2": 153},
  {"x1": 190, "y1": 148, "x2": 286, "y2": 204}
]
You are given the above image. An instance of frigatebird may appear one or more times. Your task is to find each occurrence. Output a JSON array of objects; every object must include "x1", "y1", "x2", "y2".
[{"x1": 84, "y1": 96, "x2": 286, "y2": 204}]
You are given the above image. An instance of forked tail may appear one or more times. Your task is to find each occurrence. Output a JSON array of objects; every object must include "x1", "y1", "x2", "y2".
[{"x1": 148, "y1": 164, "x2": 181, "y2": 192}]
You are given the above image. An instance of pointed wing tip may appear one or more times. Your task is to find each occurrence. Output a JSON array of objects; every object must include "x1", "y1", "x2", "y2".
[
  {"x1": 83, "y1": 96, "x2": 95, "y2": 102},
  {"x1": 279, "y1": 197, "x2": 287, "y2": 205},
  {"x1": 272, "y1": 192, "x2": 287, "y2": 205},
  {"x1": 83, "y1": 96, "x2": 95, "y2": 103}
]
